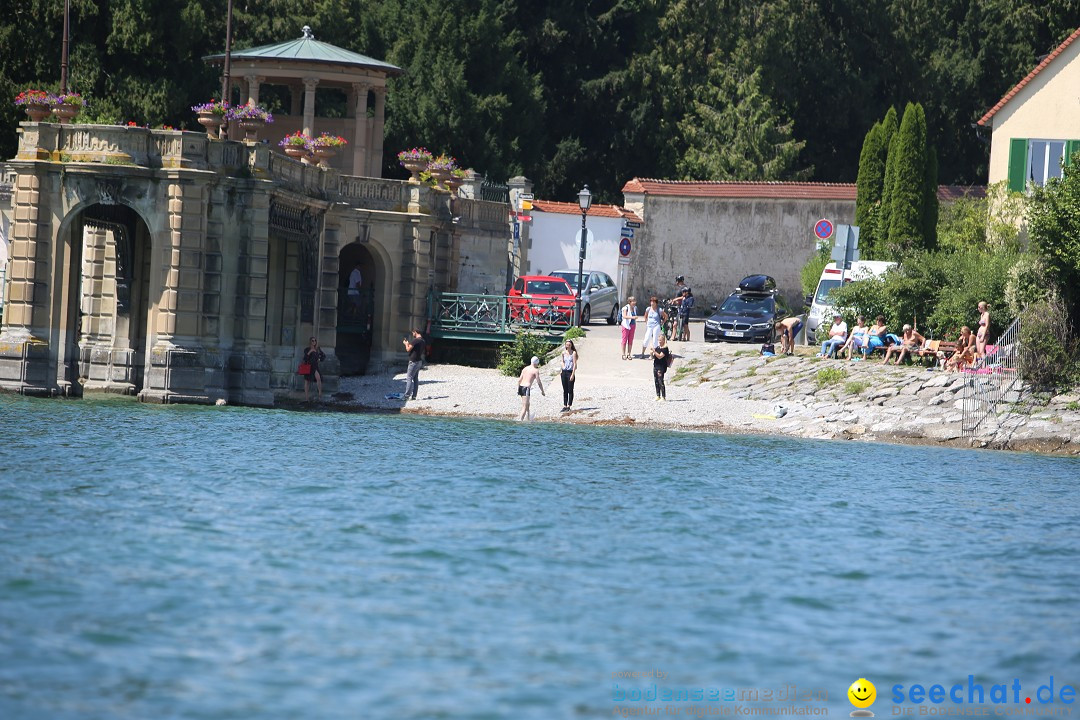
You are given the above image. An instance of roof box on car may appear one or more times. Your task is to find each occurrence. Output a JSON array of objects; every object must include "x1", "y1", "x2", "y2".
[{"x1": 738, "y1": 275, "x2": 776, "y2": 293}]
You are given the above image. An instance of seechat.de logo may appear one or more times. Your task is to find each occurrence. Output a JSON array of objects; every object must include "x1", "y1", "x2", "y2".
[{"x1": 849, "y1": 678, "x2": 877, "y2": 717}]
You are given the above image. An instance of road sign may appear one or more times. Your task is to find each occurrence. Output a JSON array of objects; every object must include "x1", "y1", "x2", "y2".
[
  {"x1": 619, "y1": 238, "x2": 632, "y2": 256},
  {"x1": 620, "y1": 227, "x2": 634, "y2": 238},
  {"x1": 518, "y1": 193, "x2": 534, "y2": 200},
  {"x1": 815, "y1": 218, "x2": 834, "y2": 240},
  {"x1": 830, "y1": 224, "x2": 860, "y2": 269},
  {"x1": 624, "y1": 221, "x2": 641, "y2": 228}
]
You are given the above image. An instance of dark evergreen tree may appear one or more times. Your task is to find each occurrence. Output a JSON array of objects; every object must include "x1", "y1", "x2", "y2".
[
  {"x1": 886, "y1": 102, "x2": 928, "y2": 257},
  {"x1": 923, "y1": 144, "x2": 940, "y2": 249},
  {"x1": 855, "y1": 121, "x2": 886, "y2": 259}
]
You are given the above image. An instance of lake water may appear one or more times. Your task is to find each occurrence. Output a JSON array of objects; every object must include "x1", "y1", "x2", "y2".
[{"x1": 2, "y1": 395, "x2": 1079, "y2": 720}]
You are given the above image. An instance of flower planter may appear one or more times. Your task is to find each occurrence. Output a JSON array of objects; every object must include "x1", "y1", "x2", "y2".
[
  {"x1": 429, "y1": 168, "x2": 452, "y2": 189},
  {"x1": 197, "y1": 112, "x2": 224, "y2": 138},
  {"x1": 238, "y1": 118, "x2": 266, "y2": 142},
  {"x1": 283, "y1": 146, "x2": 308, "y2": 159},
  {"x1": 52, "y1": 104, "x2": 79, "y2": 123},
  {"x1": 23, "y1": 103, "x2": 52, "y2": 122},
  {"x1": 402, "y1": 159, "x2": 426, "y2": 182},
  {"x1": 313, "y1": 147, "x2": 337, "y2": 168},
  {"x1": 447, "y1": 177, "x2": 464, "y2": 196}
]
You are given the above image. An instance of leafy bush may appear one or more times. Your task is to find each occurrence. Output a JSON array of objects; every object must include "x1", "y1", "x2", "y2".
[
  {"x1": 800, "y1": 239, "x2": 831, "y2": 300},
  {"x1": 563, "y1": 326, "x2": 585, "y2": 341},
  {"x1": 1004, "y1": 254, "x2": 1056, "y2": 317},
  {"x1": 496, "y1": 332, "x2": 555, "y2": 377},
  {"x1": 1028, "y1": 156, "x2": 1080, "y2": 326},
  {"x1": 1019, "y1": 295, "x2": 1077, "y2": 390},
  {"x1": 830, "y1": 247, "x2": 1018, "y2": 340}
]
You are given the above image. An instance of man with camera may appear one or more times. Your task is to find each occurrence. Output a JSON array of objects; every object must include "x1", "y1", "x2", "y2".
[{"x1": 402, "y1": 329, "x2": 426, "y2": 401}]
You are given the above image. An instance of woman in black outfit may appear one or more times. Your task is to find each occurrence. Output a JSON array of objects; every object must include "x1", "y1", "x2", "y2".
[
  {"x1": 560, "y1": 339, "x2": 578, "y2": 412},
  {"x1": 303, "y1": 336, "x2": 326, "y2": 401},
  {"x1": 652, "y1": 334, "x2": 671, "y2": 401}
]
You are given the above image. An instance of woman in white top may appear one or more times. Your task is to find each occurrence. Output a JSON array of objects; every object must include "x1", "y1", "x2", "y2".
[
  {"x1": 560, "y1": 339, "x2": 578, "y2": 412},
  {"x1": 640, "y1": 296, "x2": 665, "y2": 359},
  {"x1": 620, "y1": 297, "x2": 638, "y2": 360}
]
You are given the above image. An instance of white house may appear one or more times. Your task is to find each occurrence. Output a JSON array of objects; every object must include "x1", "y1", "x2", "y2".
[{"x1": 525, "y1": 200, "x2": 642, "y2": 301}]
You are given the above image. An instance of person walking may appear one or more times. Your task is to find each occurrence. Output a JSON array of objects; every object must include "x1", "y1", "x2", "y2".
[
  {"x1": 560, "y1": 339, "x2": 578, "y2": 412},
  {"x1": 402, "y1": 328, "x2": 426, "y2": 400},
  {"x1": 301, "y1": 336, "x2": 325, "y2": 402},
  {"x1": 620, "y1": 296, "x2": 638, "y2": 360},
  {"x1": 652, "y1": 334, "x2": 672, "y2": 401},
  {"x1": 517, "y1": 356, "x2": 545, "y2": 421},
  {"x1": 640, "y1": 296, "x2": 664, "y2": 358}
]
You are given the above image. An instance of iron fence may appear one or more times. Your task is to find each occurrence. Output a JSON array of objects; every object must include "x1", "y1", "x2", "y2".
[
  {"x1": 961, "y1": 314, "x2": 1023, "y2": 436},
  {"x1": 428, "y1": 291, "x2": 573, "y2": 337}
]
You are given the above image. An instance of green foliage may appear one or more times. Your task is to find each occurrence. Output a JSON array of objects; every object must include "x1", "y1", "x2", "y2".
[
  {"x1": 815, "y1": 367, "x2": 847, "y2": 388},
  {"x1": 830, "y1": 249, "x2": 1018, "y2": 339},
  {"x1": 1067, "y1": 402, "x2": 1080, "y2": 412},
  {"x1": 1019, "y1": 295, "x2": 1077, "y2": 390},
  {"x1": 844, "y1": 380, "x2": 870, "y2": 395},
  {"x1": 886, "y1": 103, "x2": 928, "y2": 257},
  {"x1": 878, "y1": 132, "x2": 899, "y2": 258},
  {"x1": 855, "y1": 121, "x2": 887, "y2": 259},
  {"x1": 496, "y1": 332, "x2": 555, "y2": 377},
  {"x1": 1004, "y1": 254, "x2": 1055, "y2": 318},
  {"x1": 1028, "y1": 153, "x2": 1080, "y2": 325},
  {"x1": 562, "y1": 326, "x2": 585, "y2": 341},
  {"x1": 922, "y1": 145, "x2": 939, "y2": 249},
  {"x1": 800, "y1": 239, "x2": 831, "y2": 299}
]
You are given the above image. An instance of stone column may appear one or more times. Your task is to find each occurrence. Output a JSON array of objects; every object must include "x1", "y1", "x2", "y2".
[
  {"x1": 289, "y1": 84, "x2": 302, "y2": 115},
  {"x1": 351, "y1": 82, "x2": 370, "y2": 176},
  {"x1": 370, "y1": 87, "x2": 387, "y2": 178},
  {"x1": 0, "y1": 168, "x2": 54, "y2": 395},
  {"x1": 302, "y1": 77, "x2": 319, "y2": 136},
  {"x1": 508, "y1": 176, "x2": 534, "y2": 279},
  {"x1": 245, "y1": 74, "x2": 264, "y2": 107}
]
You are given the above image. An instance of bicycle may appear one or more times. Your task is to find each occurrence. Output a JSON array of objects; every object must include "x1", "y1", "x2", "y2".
[{"x1": 661, "y1": 302, "x2": 680, "y2": 341}]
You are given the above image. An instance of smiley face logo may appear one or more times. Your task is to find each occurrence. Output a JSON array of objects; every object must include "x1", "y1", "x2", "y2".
[{"x1": 848, "y1": 678, "x2": 876, "y2": 716}]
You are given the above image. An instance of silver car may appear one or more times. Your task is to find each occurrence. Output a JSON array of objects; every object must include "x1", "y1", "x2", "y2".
[{"x1": 548, "y1": 269, "x2": 620, "y2": 325}]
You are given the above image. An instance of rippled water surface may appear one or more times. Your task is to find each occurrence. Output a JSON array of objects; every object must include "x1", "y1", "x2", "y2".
[{"x1": 2, "y1": 395, "x2": 1079, "y2": 719}]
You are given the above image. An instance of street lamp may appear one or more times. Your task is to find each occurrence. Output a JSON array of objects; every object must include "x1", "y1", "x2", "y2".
[{"x1": 575, "y1": 184, "x2": 592, "y2": 326}]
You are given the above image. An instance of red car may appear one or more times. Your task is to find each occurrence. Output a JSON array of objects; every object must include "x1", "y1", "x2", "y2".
[{"x1": 508, "y1": 275, "x2": 576, "y2": 325}]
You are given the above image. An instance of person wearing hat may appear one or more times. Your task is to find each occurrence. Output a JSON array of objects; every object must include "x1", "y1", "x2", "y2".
[
  {"x1": 818, "y1": 313, "x2": 848, "y2": 358},
  {"x1": 676, "y1": 287, "x2": 695, "y2": 341},
  {"x1": 516, "y1": 355, "x2": 546, "y2": 421}
]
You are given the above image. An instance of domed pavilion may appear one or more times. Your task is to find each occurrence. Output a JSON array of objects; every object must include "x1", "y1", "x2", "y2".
[{"x1": 205, "y1": 26, "x2": 402, "y2": 176}]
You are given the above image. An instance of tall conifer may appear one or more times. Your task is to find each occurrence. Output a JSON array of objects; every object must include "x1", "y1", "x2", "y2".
[
  {"x1": 886, "y1": 102, "x2": 927, "y2": 256},
  {"x1": 855, "y1": 121, "x2": 886, "y2": 259}
]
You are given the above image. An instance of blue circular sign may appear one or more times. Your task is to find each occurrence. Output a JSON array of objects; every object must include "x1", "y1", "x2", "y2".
[
  {"x1": 619, "y1": 238, "x2": 632, "y2": 256},
  {"x1": 815, "y1": 219, "x2": 834, "y2": 240}
]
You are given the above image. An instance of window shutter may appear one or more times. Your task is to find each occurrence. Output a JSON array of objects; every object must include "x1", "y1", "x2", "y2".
[
  {"x1": 1066, "y1": 140, "x2": 1080, "y2": 167},
  {"x1": 1007, "y1": 138, "x2": 1029, "y2": 192}
]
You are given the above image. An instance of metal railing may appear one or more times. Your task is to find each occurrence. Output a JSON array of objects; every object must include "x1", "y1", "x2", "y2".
[
  {"x1": 961, "y1": 314, "x2": 1023, "y2": 436},
  {"x1": 479, "y1": 180, "x2": 510, "y2": 204},
  {"x1": 428, "y1": 291, "x2": 573, "y2": 337}
]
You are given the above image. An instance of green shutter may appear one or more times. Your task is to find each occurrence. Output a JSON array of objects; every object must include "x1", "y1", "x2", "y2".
[
  {"x1": 1065, "y1": 140, "x2": 1080, "y2": 167},
  {"x1": 1007, "y1": 138, "x2": 1029, "y2": 192}
]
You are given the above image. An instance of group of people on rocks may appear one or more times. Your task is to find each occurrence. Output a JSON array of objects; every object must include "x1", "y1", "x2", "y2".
[{"x1": 801, "y1": 300, "x2": 993, "y2": 370}]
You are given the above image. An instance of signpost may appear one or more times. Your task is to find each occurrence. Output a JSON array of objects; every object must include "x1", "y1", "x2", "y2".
[
  {"x1": 829, "y1": 224, "x2": 860, "y2": 284},
  {"x1": 815, "y1": 218, "x2": 834, "y2": 241},
  {"x1": 620, "y1": 227, "x2": 634, "y2": 238},
  {"x1": 624, "y1": 220, "x2": 642, "y2": 229},
  {"x1": 619, "y1": 238, "x2": 632, "y2": 256}
]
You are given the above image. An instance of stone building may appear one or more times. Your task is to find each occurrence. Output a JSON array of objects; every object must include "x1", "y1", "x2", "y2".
[{"x1": 0, "y1": 124, "x2": 511, "y2": 405}]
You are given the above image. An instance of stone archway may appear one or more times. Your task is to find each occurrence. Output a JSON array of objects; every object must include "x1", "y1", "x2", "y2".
[
  {"x1": 71, "y1": 204, "x2": 154, "y2": 395},
  {"x1": 336, "y1": 242, "x2": 378, "y2": 375}
]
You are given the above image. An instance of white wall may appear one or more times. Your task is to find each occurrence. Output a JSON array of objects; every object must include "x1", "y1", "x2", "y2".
[{"x1": 526, "y1": 210, "x2": 625, "y2": 281}]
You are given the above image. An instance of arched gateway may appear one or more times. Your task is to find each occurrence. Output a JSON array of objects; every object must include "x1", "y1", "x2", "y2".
[{"x1": 0, "y1": 124, "x2": 512, "y2": 405}]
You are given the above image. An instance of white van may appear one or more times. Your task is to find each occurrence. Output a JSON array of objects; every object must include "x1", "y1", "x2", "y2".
[{"x1": 805, "y1": 260, "x2": 896, "y2": 343}]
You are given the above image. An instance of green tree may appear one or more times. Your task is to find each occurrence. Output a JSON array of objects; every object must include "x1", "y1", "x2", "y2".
[
  {"x1": 855, "y1": 121, "x2": 886, "y2": 258},
  {"x1": 886, "y1": 102, "x2": 927, "y2": 257},
  {"x1": 1028, "y1": 152, "x2": 1080, "y2": 327},
  {"x1": 677, "y1": 65, "x2": 809, "y2": 180},
  {"x1": 922, "y1": 144, "x2": 939, "y2": 249},
  {"x1": 878, "y1": 132, "x2": 899, "y2": 259}
]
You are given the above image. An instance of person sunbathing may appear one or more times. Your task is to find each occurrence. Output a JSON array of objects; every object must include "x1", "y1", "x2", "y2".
[
  {"x1": 944, "y1": 326, "x2": 976, "y2": 372},
  {"x1": 841, "y1": 316, "x2": 870, "y2": 360},
  {"x1": 881, "y1": 324, "x2": 924, "y2": 365}
]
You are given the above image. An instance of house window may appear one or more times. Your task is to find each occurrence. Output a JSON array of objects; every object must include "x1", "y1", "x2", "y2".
[{"x1": 1027, "y1": 140, "x2": 1066, "y2": 186}]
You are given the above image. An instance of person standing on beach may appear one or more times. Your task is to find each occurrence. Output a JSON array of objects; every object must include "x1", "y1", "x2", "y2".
[
  {"x1": 302, "y1": 336, "x2": 325, "y2": 402},
  {"x1": 402, "y1": 329, "x2": 425, "y2": 400},
  {"x1": 640, "y1": 296, "x2": 664, "y2": 358},
  {"x1": 560, "y1": 340, "x2": 578, "y2": 413},
  {"x1": 775, "y1": 316, "x2": 803, "y2": 355},
  {"x1": 620, "y1": 296, "x2": 638, "y2": 360},
  {"x1": 652, "y1": 334, "x2": 671, "y2": 401},
  {"x1": 975, "y1": 301, "x2": 991, "y2": 357},
  {"x1": 517, "y1": 356, "x2": 545, "y2": 421}
]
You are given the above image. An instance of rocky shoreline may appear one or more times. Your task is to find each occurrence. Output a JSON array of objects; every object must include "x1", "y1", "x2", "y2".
[{"x1": 327, "y1": 328, "x2": 1080, "y2": 456}]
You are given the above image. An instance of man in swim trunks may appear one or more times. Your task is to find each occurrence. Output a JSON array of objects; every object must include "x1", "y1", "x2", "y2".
[
  {"x1": 517, "y1": 355, "x2": 545, "y2": 421},
  {"x1": 775, "y1": 315, "x2": 803, "y2": 355}
]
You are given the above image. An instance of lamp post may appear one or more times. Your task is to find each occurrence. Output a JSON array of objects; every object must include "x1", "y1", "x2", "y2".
[
  {"x1": 60, "y1": 0, "x2": 70, "y2": 95},
  {"x1": 575, "y1": 185, "x2": 592, "y2": 326},
  {"x1": 220, "y1": 0, "x2": 234, "y2": 140}
]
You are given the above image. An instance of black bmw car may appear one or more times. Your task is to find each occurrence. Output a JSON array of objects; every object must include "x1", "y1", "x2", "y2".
[{"x1": 703, "y1": 276, "x2": 791, "y2": 343}]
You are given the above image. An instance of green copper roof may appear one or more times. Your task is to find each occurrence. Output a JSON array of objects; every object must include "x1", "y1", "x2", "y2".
[{"x1": 205, "y1": 26, "x2": 402, "y2": 76}]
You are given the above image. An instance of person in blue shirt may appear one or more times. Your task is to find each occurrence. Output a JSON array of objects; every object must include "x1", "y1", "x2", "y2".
[{"x1": 676, "y1": 288, "x2": 695, "y2": 341}]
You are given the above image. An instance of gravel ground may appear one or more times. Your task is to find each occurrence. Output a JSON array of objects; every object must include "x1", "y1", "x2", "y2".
[{"x1": 336, "y1": 323, "x2": 777, "y2": 433}]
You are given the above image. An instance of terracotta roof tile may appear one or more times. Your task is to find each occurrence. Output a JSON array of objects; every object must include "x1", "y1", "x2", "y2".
[
  {"x1": 532, "y1": 199, "x2": 642, "y2": 223},
  {"x1": 620, "y1": 178, "x2": 858, "y2": 200},
  {"x1": 617, "y1": 178, "x2": 983, "y2": 203},
  {"x1": 977, "y1": 26, "x2": 1080, "y2": 126}
]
